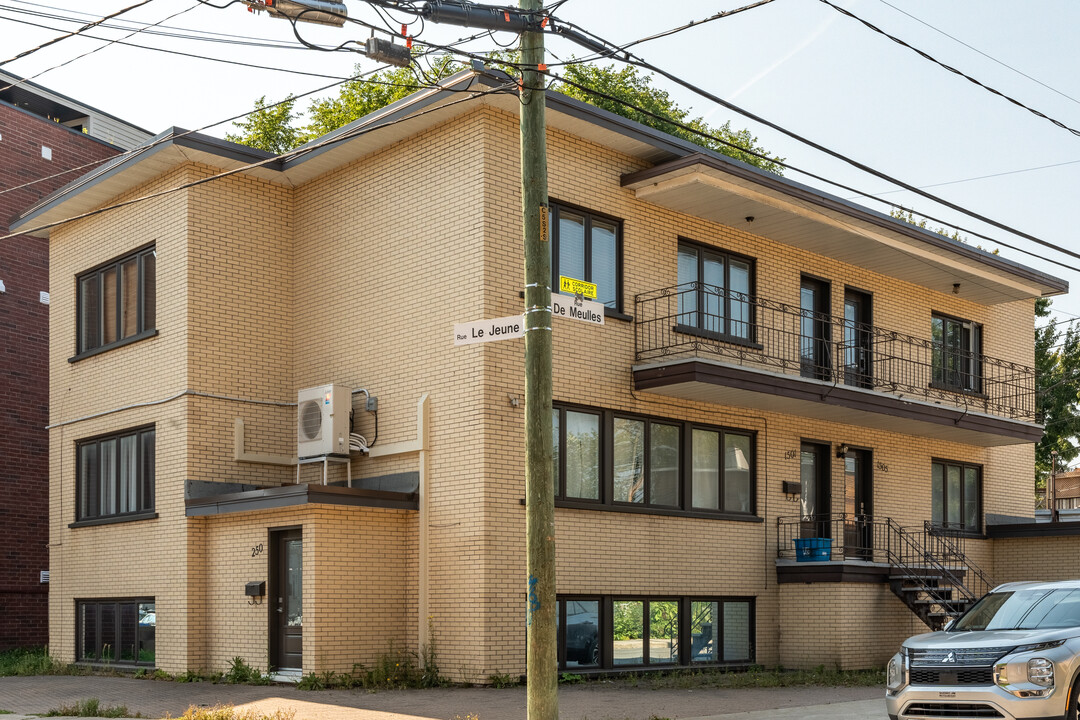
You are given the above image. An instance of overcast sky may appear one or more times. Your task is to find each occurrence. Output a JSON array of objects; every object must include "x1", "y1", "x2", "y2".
[{"x1": 3, "y1": 0, "x2": 1079, "y2": 326}]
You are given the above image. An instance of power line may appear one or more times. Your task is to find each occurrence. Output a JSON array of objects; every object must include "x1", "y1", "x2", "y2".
[
  {"x1": 0, "y1": 0, "x2": 155, "y2": 67},
  {"x1": 818, "y1": 0, "x2": 1080, "y2": 139},
  {"x1": 856, "y1": 158, "x2": 1080, "y2": 198},
  {"x1": 1, "y1": 78, "x2": 517, "y2": 241},
  {"x1": 875, "y1": 0, "x2": 1080, "y2": 110},
  {"x1": 614, "y1": 0, "x2": 780, "y2": 53}
]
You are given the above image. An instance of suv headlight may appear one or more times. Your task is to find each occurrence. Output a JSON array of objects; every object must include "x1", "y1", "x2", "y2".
[{"x1": 886, "y1": 651, "x2": 907, "y2": 693}]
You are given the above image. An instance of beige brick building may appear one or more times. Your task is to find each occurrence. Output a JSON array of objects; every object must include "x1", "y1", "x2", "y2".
[{"x1": 12, "y1": 68, "x2": 1068, "y2": 679}]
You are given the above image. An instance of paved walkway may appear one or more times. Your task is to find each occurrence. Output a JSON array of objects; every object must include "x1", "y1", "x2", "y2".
[{"x1": 0, "y1": 676, "x2": 887, "y2": 720}]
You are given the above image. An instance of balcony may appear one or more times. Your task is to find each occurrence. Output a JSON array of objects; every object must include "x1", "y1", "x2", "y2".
[{"x1": 633, "y1": 283, "x2": 1041, "y2": 446}]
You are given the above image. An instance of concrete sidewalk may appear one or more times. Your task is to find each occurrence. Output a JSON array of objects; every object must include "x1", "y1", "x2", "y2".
[{"x1": 0, "y1": 676, "x2": 888, "y2": 720}]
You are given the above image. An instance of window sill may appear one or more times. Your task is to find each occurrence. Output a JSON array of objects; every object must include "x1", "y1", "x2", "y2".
[
  {"x1": 606, "y1": 308, "x2": 633, "y2": 322},
  {"x1": 928, "y1": 381, "x2": 988, "y2": 400},
  {"x1": 673, "y1": 324, "x2": 762, "y2": 351},
  {"x1": 70, "y1": 511, "x2": 158, "y2": 528},
  {"x1": 69, "y1": 329, "x2": 158, "y2": 363},
  {"x1": 526, "y1": 497, "x2": 762, "y2": 522}
]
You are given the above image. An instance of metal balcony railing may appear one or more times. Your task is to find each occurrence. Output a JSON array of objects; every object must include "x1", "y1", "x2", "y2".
[{"x1": 635, "y1": 282, "x2": 1037, "y2": 422}]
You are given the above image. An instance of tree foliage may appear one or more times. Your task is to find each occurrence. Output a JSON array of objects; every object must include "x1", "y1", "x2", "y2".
[
  {"x1": 225, "y1": 58, "x2": 782, "y2": 173},
  {"x1": 1035, "y1": 297, "x2": 1080, "y2": 486}
]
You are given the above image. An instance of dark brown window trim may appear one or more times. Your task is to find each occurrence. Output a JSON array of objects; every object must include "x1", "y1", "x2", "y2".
[
  {"x1": 69, "y1": 328, "x2": 158, "y2": 363},
  {"x1": 606, "y1": 308, "x2": 633, "y2": 322},
  {"x1": 69, "y1": 511, "x2": 158, "y2": 529},
  {"x1": 928, "y1": 381, "x2": 989, "y2": 401},
  {"x1": 673, "y1": 323, "x2": 763, "y2": 351},
  {"x1": 555, "y1": 498, "x2": 762, "y2": 522},
  {"x1": 550, "y1": 200, "x2": 624, "y2": 314},
  {"x1": 931, "y1": 457, "x2": 983, "y2": 534}
]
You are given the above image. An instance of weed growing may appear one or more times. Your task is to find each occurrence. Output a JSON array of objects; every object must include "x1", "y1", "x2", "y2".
[
  {"x1": 167, "y1": 705, "x2": 295, "y2": 720},
  {"x1": 43, "y1": 698, "x2": 138, "y2": 718},
  {"x1": 0, "y1": 647, "x2": 65, "y2": 676}
]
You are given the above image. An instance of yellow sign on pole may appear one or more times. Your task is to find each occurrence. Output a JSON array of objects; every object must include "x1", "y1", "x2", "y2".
[{"x1": 559, "y1": 276, "x2": 597, "y2": 299}]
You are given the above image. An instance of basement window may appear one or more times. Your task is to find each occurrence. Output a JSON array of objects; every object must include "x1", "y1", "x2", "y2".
[{"x1": 77, "y1": 598, "x2": 155, "y2": 666}]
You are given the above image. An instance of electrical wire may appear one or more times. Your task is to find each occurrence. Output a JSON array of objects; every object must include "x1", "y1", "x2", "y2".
[
  {"x1": 818, "y1": 0, "x2": 1080, "y2": 139},
  {"x1": 612, "y1": 0, "x2": 780, "y2": 54},
  {"x1": 0, "y1": 0, "x2": 155, "y2": 67},
  {"x1": 855, "y1": 158, "x2": 1080, "y2": 198},
  {"x1": 1, "y1": 78, "x2": 518, "y2": 241},
  {"x1": 0, "y1": 1, "x2": 202, "y2": 93}
]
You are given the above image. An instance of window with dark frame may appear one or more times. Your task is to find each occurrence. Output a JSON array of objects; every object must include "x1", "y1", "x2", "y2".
[
  {"x1": 550, "y1": 203, "x2": 621, "y2": 312},
  {"x1": 77, "y1": 598, "x2": 155, "y2": 665},
  {"x1": 77, "y1": 245, "x2": 156, "y2": 355},
  {"x1": 76, "y1": 427, "x2": 155, "y2": 522},
  {"x1": 676, "y1": 239, "x2": 754, "y2": 341},
  {"x1": 931, "y1": 460, "x2": 981, "y2": 533},
  {"x1": 556, "y1": 596, "x2": 754, "y2": 670},
  {"x1": 931, "y1": 313, "x2": 982, "y2": 394},
  {"x1": 552, "y1": 404, "x2": 755, "y2": 516}
]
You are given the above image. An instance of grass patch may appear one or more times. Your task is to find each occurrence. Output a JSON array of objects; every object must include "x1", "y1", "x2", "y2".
[
  {"x1": 0, "y1": 647, "x2": 65, "y2": 676},
  {"x1": 43, "y1": 698, "x2": 138, "y2": 718},
  {"x1": 616, "y1": 665, "x2": 885, "y2": 690},
  {"x1": 168, "y1": 706, "x2": 294, "y2": 720}
]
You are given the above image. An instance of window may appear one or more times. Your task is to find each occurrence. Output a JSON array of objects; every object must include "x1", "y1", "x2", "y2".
[
  {"x1": 553, "y1": 404, "x2": 756, "y2": 516},
  {"x1": 77, "y1": 599, "x2": 155, "y2": 665},
  {"x1": 613, "y1": 417, "x2": 680, "y2": 506},
  {"x1": 931, "y1": 313, "x2": 981, "y2": 393},
  {"x1": 77, "y1": 246, "x2": 156, "y2": 355},
  {"x1": 76, "y1": 427, "x2": 155, "y2": 523},
  {"x1": 691, "y1": 428, "x2": 754, "y2": 514},
  {"x1": 677, "y1": 240, "x2": 753, "y2": 340},
  {"x1": 932, "y1": 460, "x2": 981, "y2": 532},
  {"x1": 550, "y1": 203, "x2": 621, "y2": 311},
  {"x1": 556, "y1": 596, "x2": 754, "y2": 670}
]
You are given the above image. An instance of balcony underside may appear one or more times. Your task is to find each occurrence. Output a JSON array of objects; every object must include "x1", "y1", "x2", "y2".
[{"x1": 633, "y1": 358, "x2": 1041, "y2": 447}]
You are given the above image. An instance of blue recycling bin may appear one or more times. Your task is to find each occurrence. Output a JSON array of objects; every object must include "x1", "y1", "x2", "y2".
[{"x1": 794, "y1": 537, "x2": 832, "y2": 562}]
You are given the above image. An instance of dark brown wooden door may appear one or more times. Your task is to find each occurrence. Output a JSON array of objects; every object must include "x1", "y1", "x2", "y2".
[{"x1": 270, "y1": 529, "x2": 302, "y2": 670}]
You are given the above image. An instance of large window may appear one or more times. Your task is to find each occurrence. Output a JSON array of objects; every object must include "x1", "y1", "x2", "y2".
[
  {"x1": 77, "y1": 245, "x2": 156, "y2": 356},
  {"x1": 556, "y1": 596, "x2": 754, "y2": 670},
  {"x1": 550, "y1": 203, "x2": 621, "y2": 312},
  {"x1": 77, "y1": 599, "x2": 155, "y2": 666},
  {"x1": 677, "y1": 240, "x2": 753, "y2": 340},
  {"x1": 76, "y1": 427, "x2": 155, "y2": 523},
  {"x1": 931, "y1": 313, "x2": 981, "y2": 393},
  {"x1": 553, "y1": 404, "x2": 755, "y2": 517},
  {"x1": 932, "y1": 460, "x2": 981, "y2": 533}
]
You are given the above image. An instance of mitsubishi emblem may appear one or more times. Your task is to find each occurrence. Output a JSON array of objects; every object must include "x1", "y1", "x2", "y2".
[{"x1": 942, "y1": 651, "x2": 957, "y2": 664}]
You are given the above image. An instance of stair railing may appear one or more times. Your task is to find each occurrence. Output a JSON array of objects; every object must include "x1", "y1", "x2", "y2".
[{"x1": 922, "y1": 521, "x2": 996, "y2": 601}]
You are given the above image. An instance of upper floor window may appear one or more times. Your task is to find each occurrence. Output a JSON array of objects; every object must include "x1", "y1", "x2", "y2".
[
  {"x1": 76, "y1": 426, "x2": 155, "y2": 523},
  {"x1": 553, "y1": 404, "x2": 756, "y2": 517},
  {"x1": 931, "y1": 460, "x2": 981, "y2": 533},
  {"x1": 77, "y1": 245, "x2": 156, "y2": 355},
  {"x1": 677, "y1": 240, "x2": 753, "y2": 341},
  {"x1": 551, "y1": 203, "x2": 621, "y2": 312},
  {"x1": 931, "y1": 313, "x2": 981, "y2": 393}
]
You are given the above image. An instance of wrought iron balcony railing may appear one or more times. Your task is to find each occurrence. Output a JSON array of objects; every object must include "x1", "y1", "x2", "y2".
[{"x1": 635, "y1": 282, "x2": 1037, "y2": 422}]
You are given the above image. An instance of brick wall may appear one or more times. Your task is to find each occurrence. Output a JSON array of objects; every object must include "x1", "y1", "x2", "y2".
[{"x1": 0, "y1": 102, "x2": 121, "y2": 649}]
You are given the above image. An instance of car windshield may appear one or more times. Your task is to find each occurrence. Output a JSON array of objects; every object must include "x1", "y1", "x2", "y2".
[{"x1": 953, "y1": 588, "x2": 1080, "y2": 631}]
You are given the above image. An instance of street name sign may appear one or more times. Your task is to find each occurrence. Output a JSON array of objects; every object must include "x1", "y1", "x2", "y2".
[
  {"x1": 454, "y1": 315, "x2": 526, "y2": 345},
  {"x1": 552, "y1": 295, "x2": 604, "y2": 325}
]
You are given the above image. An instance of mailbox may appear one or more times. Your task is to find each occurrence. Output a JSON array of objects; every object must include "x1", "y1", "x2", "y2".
[{"x1": 245, "y1": 581, "x2": 266, "y2": 597}]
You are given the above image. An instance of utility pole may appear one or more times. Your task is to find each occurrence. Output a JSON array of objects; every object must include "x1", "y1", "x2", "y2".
[{"x1": 518, "y1": 0, "x2": 556, "y2": 717}]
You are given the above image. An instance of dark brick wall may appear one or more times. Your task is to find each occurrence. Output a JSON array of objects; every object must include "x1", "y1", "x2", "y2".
[{"x1": 0, "y1": 103, "x2": 122, "y2": 649}]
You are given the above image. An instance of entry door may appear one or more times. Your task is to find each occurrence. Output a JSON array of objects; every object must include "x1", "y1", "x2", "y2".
[
  {"x1": 270, "y1": 529, "x2": 303, "y2": 670},
  {"x1": 843, "y1": 290, "x2": 872, "y2": 388},
  {"x1": 799, "y1": 278, "x2": 831, "y2": 380},
  {"x1": 799, "y1": 442, "x2": 830, "y2": 539},
  {"x1": 842, "y1": 450, "x2": 873, "y2": 560}
]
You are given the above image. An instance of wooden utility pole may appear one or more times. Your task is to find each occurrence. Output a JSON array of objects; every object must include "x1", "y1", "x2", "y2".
[{"x1": 519, "y1": 0, "x2": 556, "y2": 717}]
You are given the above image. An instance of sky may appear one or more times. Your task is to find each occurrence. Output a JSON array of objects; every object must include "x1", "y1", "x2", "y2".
[{"x1": 2, "y1": 0, "x2": 1080, "y2": 329}]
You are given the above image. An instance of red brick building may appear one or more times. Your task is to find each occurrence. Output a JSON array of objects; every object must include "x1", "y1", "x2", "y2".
[{"x1": 0, "y1": 71, "x2": 149, "y2": 648}]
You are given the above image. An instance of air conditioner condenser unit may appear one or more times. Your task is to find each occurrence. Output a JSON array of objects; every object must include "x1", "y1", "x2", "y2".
[{"x1": 297, "y1": 384, "x2": 351, "y2": 458}]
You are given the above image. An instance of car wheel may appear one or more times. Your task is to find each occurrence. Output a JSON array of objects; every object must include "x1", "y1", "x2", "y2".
[
  {"x1": 1069, "y1": 674, "x2": 1080, "y2": 720},
  {"x1": 589, "y1": 642, "x2": 599, "y2": 666}
]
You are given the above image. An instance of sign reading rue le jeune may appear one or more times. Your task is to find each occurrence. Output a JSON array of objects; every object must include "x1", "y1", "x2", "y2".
[{"x1": 454, "y1": 315, "x2": 526, "y2": 345}]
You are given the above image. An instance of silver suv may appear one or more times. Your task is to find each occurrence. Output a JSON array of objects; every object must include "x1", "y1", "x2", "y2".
[{"x1": 886, "y1": 580, "x2": 1080, "y2": 720}]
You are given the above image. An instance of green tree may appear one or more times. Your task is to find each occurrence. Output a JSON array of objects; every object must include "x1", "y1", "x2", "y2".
[
  {"x1": 1035, "y1": 297, "x2": 1080, "y2": 489},
  {"x1": 226, "y1": 59, "x2": 782, "y2": 173},
  {"x1": 224, "y1": 95, "x2": 301, "y2": 154}
]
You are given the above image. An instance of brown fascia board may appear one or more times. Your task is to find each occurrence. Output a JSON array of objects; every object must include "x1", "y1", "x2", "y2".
[
  {"x1": 986, "y1": 522, "x2": 1080, "y2": 539},
  {"x1": 9, "y1": 127, "x2": 281, "y2": 236},
  {"x1": 185, "y1": 483, "x2": 418, "y2": 517},
  {"x1": 622, "y1": 154, "x2": 1068, "y2": 297}
]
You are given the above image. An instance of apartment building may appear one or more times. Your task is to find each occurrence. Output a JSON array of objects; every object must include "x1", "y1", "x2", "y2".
[
  {"x1": 0, "y1": 70, "x2": 149, "y2": 649},
  {"x1": 11, "y1": 67, "x2": 1066, "y2": 678}
]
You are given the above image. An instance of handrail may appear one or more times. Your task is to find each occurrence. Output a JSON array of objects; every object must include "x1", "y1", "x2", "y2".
[{"x1": 636, "y1": 282, "x2": 1037, "y2": 422}]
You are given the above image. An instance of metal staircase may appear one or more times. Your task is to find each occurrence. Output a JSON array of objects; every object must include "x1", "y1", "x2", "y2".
[{"x1": 778, "y1": 515, "x2": 996, "y2": 630}]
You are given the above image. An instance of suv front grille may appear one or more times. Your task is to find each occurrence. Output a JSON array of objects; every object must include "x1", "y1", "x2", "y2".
[
  {"x1": 909, "y1": 647, "x2": 1009, "y2": 667},
  {"x1": 910, "y1": 668, "x2": 993, "y2": 686},
  {"x1": 903, "y1": 702, "x2": 1003, "y2": 718}
]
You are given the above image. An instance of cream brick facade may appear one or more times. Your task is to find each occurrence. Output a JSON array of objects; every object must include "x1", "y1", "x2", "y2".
[{"x1": 27, "y1": 72, "x2": 1065, "y2": 680}]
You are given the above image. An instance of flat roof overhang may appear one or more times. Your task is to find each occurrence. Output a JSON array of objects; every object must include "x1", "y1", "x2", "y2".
[
  {"x1": 633, "y1": 358, "x2": 1042, "y2": 447},
  {"x1": 622, "y1": 156, "x2": 1067, "y2": 305},
  {"x1": 185, "y1": 483, "x2": 417, "y2": 517}
]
